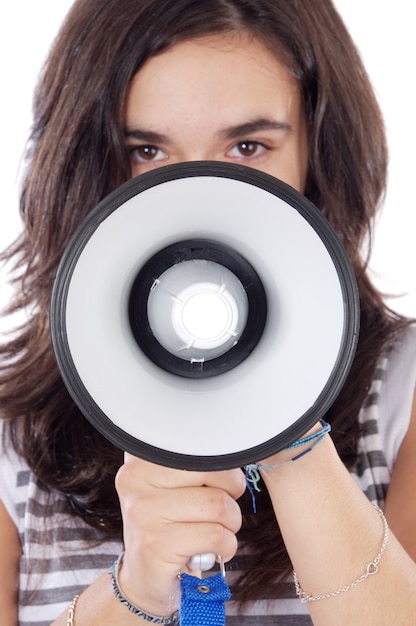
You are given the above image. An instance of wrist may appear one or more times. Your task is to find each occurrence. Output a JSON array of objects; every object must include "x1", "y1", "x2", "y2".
[{"x1": 116, "y1": 552, "x2": 180, "y2": 621}]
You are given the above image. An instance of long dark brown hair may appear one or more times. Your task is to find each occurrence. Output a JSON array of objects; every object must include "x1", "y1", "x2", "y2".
[{"x1": 0, "y1": 0, "x2": 410, "y2": 602}]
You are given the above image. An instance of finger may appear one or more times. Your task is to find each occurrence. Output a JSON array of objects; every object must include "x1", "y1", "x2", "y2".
[
  {"x1": 137, "y1": 520, "x2": 239, "y2": 568},
  {"x1": 123, "y1": 453, "x2": 246, "y2": 500},
  {"x1": 140, "y1": 485, "x2": 243, "y2": 534}
]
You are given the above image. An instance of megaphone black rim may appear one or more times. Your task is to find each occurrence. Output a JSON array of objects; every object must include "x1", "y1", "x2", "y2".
[{"x1": 50, "y1": 161, "x2": 359, "y2": 470}]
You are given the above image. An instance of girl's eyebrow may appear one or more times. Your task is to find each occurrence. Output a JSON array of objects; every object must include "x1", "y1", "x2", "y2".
[
  {"x1": 219, "y1": 118, "x2": 292, "y2": 140},
  {"x1": 124, "y1": 128, "x2": 171, "y2": 144}
]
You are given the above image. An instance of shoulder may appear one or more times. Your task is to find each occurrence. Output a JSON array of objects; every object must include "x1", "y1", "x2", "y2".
[
  {"x1": 386, "y1": 322, "x2": 416, "y2": 373},
  {"x1": 0, "y1": 419, "x2": 24, "y2": 622},
  {"x1": 0, "y1": 419, "x2": 30, "y2": 528},
  {"x1": 378, "y1": 323, "x2": 416, "y2": 467},
  {"x1": 382, "y1": 322, "x2": 416, "y2": 414},
  {"x1": 383, "y1": 324, "x2": 416, "y2": 556}
]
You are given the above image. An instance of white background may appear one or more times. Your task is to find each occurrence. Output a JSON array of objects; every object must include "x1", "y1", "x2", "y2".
[{"x1": 0, "y1": 1, "x2": 415, "y2": 328}]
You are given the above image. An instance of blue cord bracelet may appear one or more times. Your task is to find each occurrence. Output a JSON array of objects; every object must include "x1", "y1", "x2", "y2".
[
  {"x1": 245, "y1": 420, "x2": 331, "y2": 494},
  {"x1": 285, "y1": 420, "x2": 331, "y2": 450}
]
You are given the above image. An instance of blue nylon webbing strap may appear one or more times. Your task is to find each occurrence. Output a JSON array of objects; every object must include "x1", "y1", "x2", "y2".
[{"x1": 180, "y1": 572, "x2": 231, "y2": 626}]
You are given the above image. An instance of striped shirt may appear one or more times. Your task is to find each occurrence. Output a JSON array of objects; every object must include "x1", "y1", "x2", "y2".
[{"x1": 1, "y1": 324, "x2": 415, "y2": 625}]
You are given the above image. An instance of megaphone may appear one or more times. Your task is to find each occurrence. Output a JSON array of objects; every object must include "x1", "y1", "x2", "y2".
[{"x1": 50, "y1": 161, "x2": 359, "y2": 471}]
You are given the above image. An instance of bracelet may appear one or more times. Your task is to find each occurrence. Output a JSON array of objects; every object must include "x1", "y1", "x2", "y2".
[
  {"x1": 285, "y1": 420, "x2": 331, "y2": 450},
  {"x1": 66, "y1": 595, "x2": 80, "y2": 626},
  {"x1": 293, "y1": 503, "x2": 389, "y2": 603},
  {"x1": 245, "y1": 420, "x2": 331, "y2": 493},
  {"x1": 110, "y1": 553, "x2": 179, "y2": 624}
]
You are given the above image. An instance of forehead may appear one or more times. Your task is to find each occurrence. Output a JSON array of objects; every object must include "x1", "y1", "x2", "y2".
[{"x1": 125, "y1": 33, "x2": 301, "y2": 125}]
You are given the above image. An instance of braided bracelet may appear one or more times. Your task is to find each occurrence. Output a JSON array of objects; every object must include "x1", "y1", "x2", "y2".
[
  {"x1": 285, "y1": 420, "x2": 332, "y2": 451},
  {"x1": 293, "y1": 503, "x2": 389, "y2": 603},
  {"x1": 66, "y1": 594, "x2": 80, "y2": 626},
  {"x1": 246, "y1": 420, "x2": 331, "y2": 493},
  {"x1": 110, "y1": 553, "x2": 179, "y2": 624}
]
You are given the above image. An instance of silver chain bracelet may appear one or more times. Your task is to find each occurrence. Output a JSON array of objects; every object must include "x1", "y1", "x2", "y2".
[
  {"x1": 293, "y1": 503, "x2": 389, "y2": 603},
  {"x1": 66, "y1": 595, "x2": 80, "y2": 625}
]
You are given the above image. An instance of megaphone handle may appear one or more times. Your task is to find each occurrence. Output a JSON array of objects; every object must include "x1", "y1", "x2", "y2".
[{"x1": 188, "y1": 552, "x2": 217, "y2": 572}]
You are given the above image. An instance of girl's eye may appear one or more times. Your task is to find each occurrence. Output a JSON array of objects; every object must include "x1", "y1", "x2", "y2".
[
  {"x1": 227, "y1": 141, "x2": 268, "y2": 159},
  {"x1": 128, "y1": 145, "x2": 166, "y2": 163}
]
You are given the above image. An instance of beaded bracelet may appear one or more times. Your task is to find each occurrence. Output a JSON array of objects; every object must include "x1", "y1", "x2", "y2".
[
  {"x1": 293, "y1": 503, "x2": 389, "y2": 603},
  {"x1": 110, "y1": 553, "x2": 179, "y2": 624}
]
